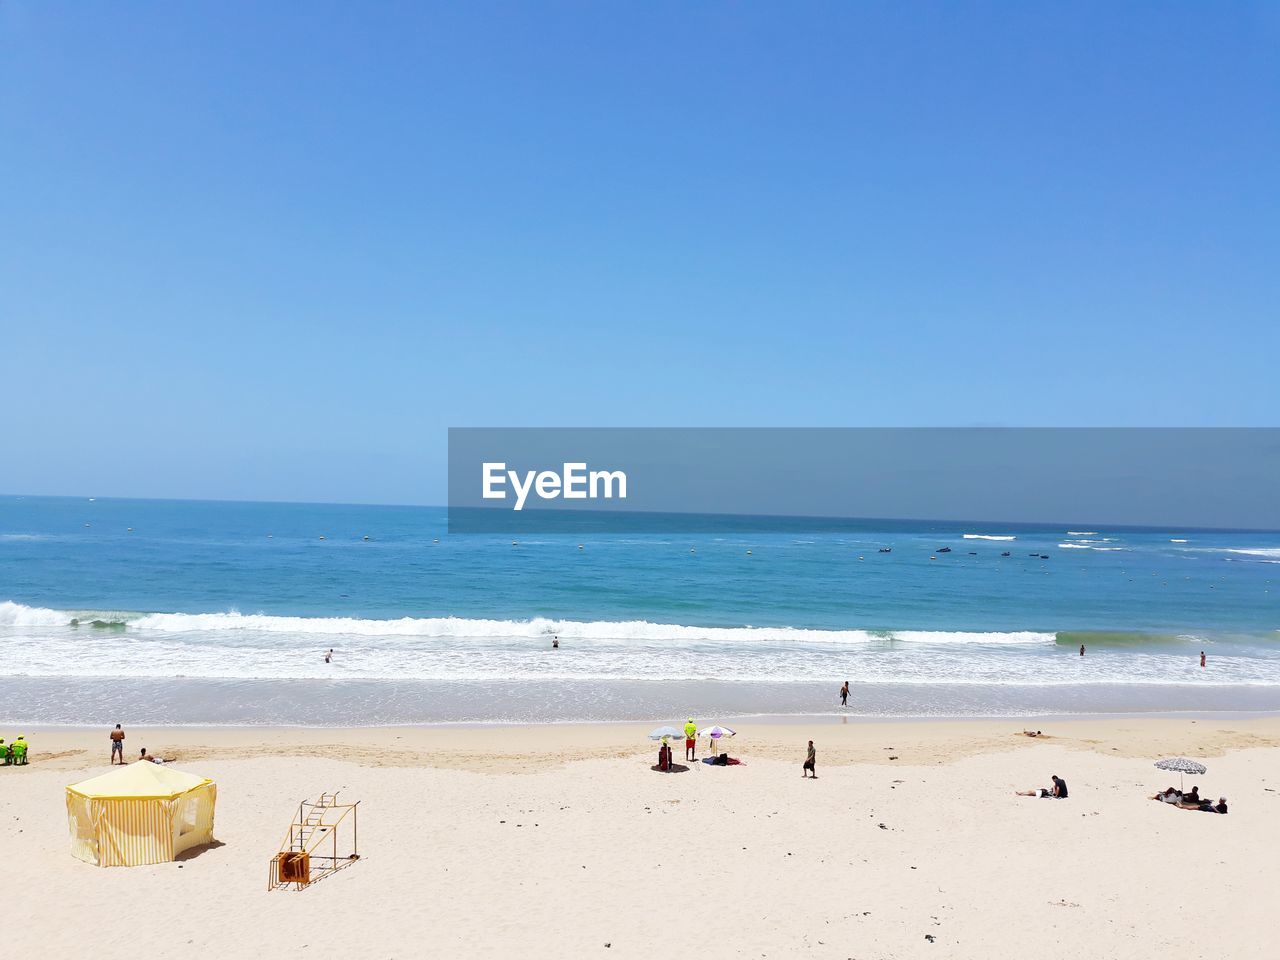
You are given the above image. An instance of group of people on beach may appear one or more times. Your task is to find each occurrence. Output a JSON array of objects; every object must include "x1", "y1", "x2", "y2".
[
  {"x1": 0, "y1": 735, "x2": 28, "y2": 766},
  {"x1": 1151, "y1": 785, "x2": 1227, "y2": 813}
]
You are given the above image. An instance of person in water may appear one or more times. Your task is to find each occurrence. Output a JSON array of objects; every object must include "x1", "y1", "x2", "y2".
[
  {"x1": 803, "y1": 740, "x2": 817, "y2": 778},
  {"x1": 839, "y1": 681, "x2": 849, "y2": 707},
  {"x1": 324, "y1": 648, "x2": 334, "y2": 664},
  {"x1": 1200, "y1": 651, "x2": 1206, "y2": 668},
  {"x1": 552, "y1": 636, "x2": 559, "y2": 649},
  {"x1": 1080, "y1": 644, "x2": 1086, "y2": 657}
]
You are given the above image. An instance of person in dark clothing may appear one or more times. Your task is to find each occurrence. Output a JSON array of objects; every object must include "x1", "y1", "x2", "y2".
[
  {"x1": 839, "y1": 681, "x2": 849, "y2": 707},
  {"x1": 1017, "y1": 775, "x2": 1067, "y2": 798}
]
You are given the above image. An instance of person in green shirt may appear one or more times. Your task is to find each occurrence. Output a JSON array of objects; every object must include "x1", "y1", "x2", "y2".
[{"x1": 684, "y1": 718, "x2": 698, "y2": 761}]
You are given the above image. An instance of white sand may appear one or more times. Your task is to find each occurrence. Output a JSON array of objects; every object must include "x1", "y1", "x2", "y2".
[{"x1": 2, "y1": 718, "x2": 1278, "y2": 959}]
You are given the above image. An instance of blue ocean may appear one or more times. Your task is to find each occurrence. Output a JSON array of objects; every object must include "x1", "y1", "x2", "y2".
[{"x1": 2, "y1": 496, "x2": 1278, "y2": 724}]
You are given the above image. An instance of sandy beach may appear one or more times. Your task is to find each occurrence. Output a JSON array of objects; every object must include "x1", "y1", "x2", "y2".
[{"x1": 3, "y1": 716, "x2": 1278, "y2": 959}]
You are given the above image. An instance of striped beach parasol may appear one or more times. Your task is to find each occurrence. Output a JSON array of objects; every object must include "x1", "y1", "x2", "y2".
[{"x1": 1154, "y1": 757, "x2": 1207, "y2": 790}]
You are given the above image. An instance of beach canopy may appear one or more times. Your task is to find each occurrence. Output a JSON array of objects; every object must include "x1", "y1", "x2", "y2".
[
  {"x1": 701, "y1": 725, "x2": 737, "y2": 740},
  {"x1": 66, "y1": 762, "x2": 216, "y2": 867}
]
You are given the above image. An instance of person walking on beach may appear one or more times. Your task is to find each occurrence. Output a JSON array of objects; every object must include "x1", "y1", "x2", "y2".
[
  {"x1": 1200, "y1": 651, "x2": 1206, "y2": 668},
  {"x1": 803, "y1": 740, "x2": 817, "y2": 779},
  {"x1": 840, "y1": 681, "x2": 849, "y2": 707},
  {"x1": 109, "y1": 724, "x2": 125, "y2": 764},
  {"x1": 684, "y1": 718, "x2": 698, "y2": 761}
]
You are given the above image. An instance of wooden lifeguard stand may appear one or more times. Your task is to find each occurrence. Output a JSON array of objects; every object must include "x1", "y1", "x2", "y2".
[{"x1": 268, "y1": 792, "x2": 360, "y2": 890}]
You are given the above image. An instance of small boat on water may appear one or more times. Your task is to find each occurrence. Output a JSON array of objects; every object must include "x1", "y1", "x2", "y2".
[
  {"x1": 1001, "y1": 551, "x2": 1011, "y2": 557},
  {"x1": 937, "y1": 547, "x2": 952, "y2": 553},
  {"x1": 878, "y1": 547, "x2": 892, "y2": 553}
]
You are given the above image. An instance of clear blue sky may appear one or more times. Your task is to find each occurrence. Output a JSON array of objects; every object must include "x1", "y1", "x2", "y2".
[{"x1": 2, "y1": 2, "x2": 1277, "y2": 504}]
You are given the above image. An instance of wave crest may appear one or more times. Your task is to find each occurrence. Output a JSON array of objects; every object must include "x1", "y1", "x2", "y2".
[{"x1": 0, "y1": 602, "x2": 1054, "y2": 647}]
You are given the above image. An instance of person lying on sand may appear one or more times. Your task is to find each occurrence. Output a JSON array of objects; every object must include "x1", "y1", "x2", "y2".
[
  {"x1": 1019, "y1": 730, "x2": 1044, "y2": 738},
  {"x1": 138, "y1": 747, "x2": 171, "y2": 764},
  {"x1": 1016, "y1": 774, "x2": 1067, "y2": 798},
  {"x1": 1151, "y1": 787, "x2": 1183, "y2": 804},
  {"x1": 1183, "y1": 796, "x2": 1228, "y2": 814}
]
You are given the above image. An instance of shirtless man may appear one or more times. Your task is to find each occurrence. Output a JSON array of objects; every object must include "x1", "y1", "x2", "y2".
[{"x1": 110, "y1": 724, "x2": 125, "y2": 764}]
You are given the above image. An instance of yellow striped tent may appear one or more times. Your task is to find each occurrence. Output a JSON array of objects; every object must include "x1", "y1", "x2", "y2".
[{"x1": 66, "y1": 762, "x2": 217, "y2": 867}]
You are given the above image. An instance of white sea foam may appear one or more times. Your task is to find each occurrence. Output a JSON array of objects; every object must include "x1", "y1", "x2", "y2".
[
  {"x1": 963, "y1": 534, "x2": 1016, "y2": 541},
  {"x1": 1225, "y1": 548, "x2": 1280, "y2": 559},
  {"x1": 0, "y1": 602, "x2": 1052, "y2": 648},
  {"x1": 1170, "y1": 539, "x2": 1189, "y2": 543},
  {"x1": 0, "y1": 601, "x2": 73, "y2": 626},
  {"x1": 1066, "y1": 531, "x2": 1098, "y2": 536},
  {"x1": 1058, "y1": 543, "x2": 1127, "y2": 551},
  {"x1": 888, "y1": 630, "x2": 1053, "y2": 646}
]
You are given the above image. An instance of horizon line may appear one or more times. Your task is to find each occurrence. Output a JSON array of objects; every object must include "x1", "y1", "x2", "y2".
[{"x1": 5, "y1": 493, "x2": 1279, "y2": 535}]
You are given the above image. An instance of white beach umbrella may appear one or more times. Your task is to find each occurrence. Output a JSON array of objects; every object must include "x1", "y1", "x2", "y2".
[
  {"x1": 648, "y1": 726, "x2": 685, "y2": 741},
  {"x1": 1154, "y1": 757, "x2": 1207, "y2": 790}
]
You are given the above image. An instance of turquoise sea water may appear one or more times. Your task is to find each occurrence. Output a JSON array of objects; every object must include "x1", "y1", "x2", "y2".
[{"x1": 2, "y1": 496, "x2": 1278, "y2": 723}]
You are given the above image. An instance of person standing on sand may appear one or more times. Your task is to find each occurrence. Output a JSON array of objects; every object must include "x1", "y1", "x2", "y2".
[
  {"x1": 110, "y1": 724, "x2": 125, "y2": 764},
  {"x1": 840, "y1": 681, "x2": 849, "y2": 707},
  {"x1": 1200, "y1": 651, "x2": 1206, "y2": 668},
  {"x1": 684, "y1": 718, "x2": 698, "y2": 761},
  {"x1": 803, "y1": 740, "x2": 817, "y2": 778}
]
